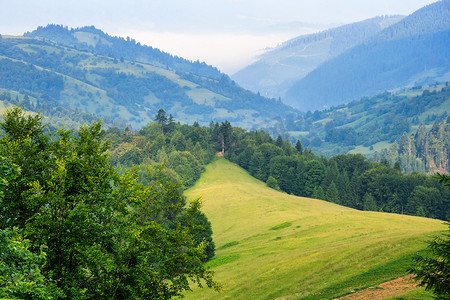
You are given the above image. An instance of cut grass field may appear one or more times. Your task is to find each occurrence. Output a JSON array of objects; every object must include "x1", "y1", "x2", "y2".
[{"x1": 183, "y1": 159, "x2": 446, "y2": 299}]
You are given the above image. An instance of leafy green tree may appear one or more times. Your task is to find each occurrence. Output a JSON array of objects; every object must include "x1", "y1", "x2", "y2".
[
  {"x1": 167, "y1": 151, "x2": 204, "y2": 187},
  {"x1": 237, "y1": 146, "x2": 255, "y2": 170},
  {"x1": 0, "y1": 106, "x2": 51, "y2": 228},
  {"x1": 249, "y1": 150, "x2": 265, "y2": 181},
  {"x1": 177, "y1": 209, "x2": 215, "y2": 261},
  {"x1": 256, "y1": 143, "x2": 284, "y2": 181},
  {"x1": 269, "y1": 156, "x2": 299, "y2": 195},
  {"x1": 0, "y1": 107, "x2": 219, "y2": 299},
  {"x1": 266, "y1": 176, "x2": 280, "y2": 191},
  {"x1": 406, "y1": 186, "x2": 441, "y2": 218},
  {"x1": 171, "y1": 131, "x2": 186, "y2": 151},
  {"x1": 304, "y1": 160, "x2": 326, "y2": 196},
  {"x1": 0, "y1": 229, "x2": 58, "y2": 299}
]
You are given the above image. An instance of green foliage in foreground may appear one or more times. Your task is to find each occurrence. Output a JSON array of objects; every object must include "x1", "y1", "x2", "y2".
[
  {"x1": 408, "y1": 173, "x2": 450, "y2": 299},
  {"x1": 0, "y1": 107, "x2": 219, "y2": 299},
  {"x1": 0, "y1": 229, "x2": 59, "y2": 299},
  {"x1": 184, "y1": 159, "x2": 445, "y2": 299}
]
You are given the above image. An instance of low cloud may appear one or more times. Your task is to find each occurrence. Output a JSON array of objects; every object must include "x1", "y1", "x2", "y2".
[{"x1": 117, "y1": 30, "x2": 310, "y2": 74}]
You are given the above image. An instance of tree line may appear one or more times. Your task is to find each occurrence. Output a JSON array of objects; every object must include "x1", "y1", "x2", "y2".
[
  {"x1": 375, "y1": 117, "x2": 450, "y2": 174},
  {"x1": 107, "y1": 110, "x2": 449, "y2": 221},
  {"x1": 1, "y1": 105, "x2": 449, "y2": 298}
]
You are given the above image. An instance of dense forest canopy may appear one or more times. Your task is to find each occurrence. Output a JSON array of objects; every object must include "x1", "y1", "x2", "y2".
[{"x1": 0, "y1": 107, "x2": 219, "y2": 299}]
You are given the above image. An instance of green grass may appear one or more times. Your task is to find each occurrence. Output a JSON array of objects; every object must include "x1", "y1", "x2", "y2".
[
  {"x1": 219, "y1": 241, "x2": 239, "y2": 250},
  {"x1": 183, "y1": 159, "x2": 445, "y2": 299},
  {"x1": 270, "y1": 222, "x2": 292, "y2": 230},
  {"x1": 349, "y1": 141, "x2": 392, "y2": 156}
]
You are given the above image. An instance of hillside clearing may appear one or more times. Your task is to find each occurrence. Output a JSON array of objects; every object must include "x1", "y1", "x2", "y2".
[{"x1": 183, "y1": 159, "x2": 445, "y2": 299}]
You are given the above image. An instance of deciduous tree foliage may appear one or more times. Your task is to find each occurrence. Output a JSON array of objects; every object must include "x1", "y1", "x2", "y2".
[{"x1": 0, "y1": 107, "x2": 219, "y2": 299}]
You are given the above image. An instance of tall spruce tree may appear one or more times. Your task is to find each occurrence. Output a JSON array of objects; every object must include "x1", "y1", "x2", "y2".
[{"x1": 155, "y1": 108, "x2": 168, "y2": 134}]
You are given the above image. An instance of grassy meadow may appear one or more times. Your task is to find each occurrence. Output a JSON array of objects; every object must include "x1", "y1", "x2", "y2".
[{"x1": 183, "y1": 159, "x2": 446, "y2": 299}]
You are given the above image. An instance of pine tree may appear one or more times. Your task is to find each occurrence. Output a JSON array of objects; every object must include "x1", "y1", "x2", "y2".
[
  {"x1": 275, "y1": 135, "x2": 283, "y2": 148},
  {"x1": 154, "y1": 108, "x2": 168, "y2": 134},
  {"x1": 312, "y1": 186, "x2": 325, "y2": 200},
  {"x1": 295, "y1": 139, "x2": 303, "y2": 154},
  {"x1": 363, "y1": 193, "x2": 377, "y2": 211},
  {"x1": 326, "y1": 181, "x2": 339, "y2": 204}
]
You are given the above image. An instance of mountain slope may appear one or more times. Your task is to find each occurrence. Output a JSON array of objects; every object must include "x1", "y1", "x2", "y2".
[
  {"x1": 183, "y1": 159, "x2": 445, "y2": 299},
  {"x1": 0, "y1": 26, "x2": 296, "y2": 129},
  {"x1": 232, "y1": 15, "x2": 403, "y2": 99},
  {"x1": 285, "y1": 0, "x2": 450, "y2": 111},
  {"x1": 285, "y1": 83, "x2": 450, "y2": 170},
  {"x1": 25, "y1": 25, "x2": 223, "y2": 79}
]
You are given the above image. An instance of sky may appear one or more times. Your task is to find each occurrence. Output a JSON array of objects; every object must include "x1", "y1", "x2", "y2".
[{"x1": 0, "y1": 0, "x2": 439, "y2": 74}]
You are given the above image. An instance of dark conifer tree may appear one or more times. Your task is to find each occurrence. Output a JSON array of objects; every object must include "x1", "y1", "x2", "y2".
[
  {"x1": 295, "y1": 139, "x2": 303, "y2": 154},
  {"x1": 155, "y1": 108, "x2": 168, "y2": 134}
]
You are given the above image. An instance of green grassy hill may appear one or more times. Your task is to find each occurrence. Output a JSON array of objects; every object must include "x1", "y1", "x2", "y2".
[{"x1": 184, "y1": 159, "x2": 445, "y2": 299}]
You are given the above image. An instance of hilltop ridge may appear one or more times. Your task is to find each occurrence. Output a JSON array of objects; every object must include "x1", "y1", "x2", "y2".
[
  {"x1": 285, "y1": 0, "x2": 450, "y2": 110},
  {"x1": 0, "y1": 26, "x2": 296, "y2": 129},
  {"x1": 232, "y1": 15, "x2": 403, "y2": 99}
]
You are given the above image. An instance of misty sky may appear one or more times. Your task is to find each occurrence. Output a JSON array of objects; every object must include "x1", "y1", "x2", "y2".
[{"x1": 0, "y1": 0, "x2": 439, "y2": 74}]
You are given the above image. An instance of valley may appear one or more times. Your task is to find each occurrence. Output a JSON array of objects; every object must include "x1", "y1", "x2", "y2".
[{"x1": 0, "y1": 1, "x2": 449, "y2": 299}]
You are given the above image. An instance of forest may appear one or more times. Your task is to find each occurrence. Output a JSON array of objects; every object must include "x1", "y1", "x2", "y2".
[
  {"x1": 376, "y1": 119, "x2": 450, "y2": 174},
  {"x1": 285, "y1": 84, "x2": 450, "y2": 171},
  {"x1": 104, "y1": 109, "x2": 450, "y2": 221},
  {"x1": 0, "y1": 107, "x2": 219, "y2": 299},
  {"x1": 0, "y1": 102, "x2": 448, "y2": 298},
  {"x1": 0, "y1": 32, "x2": 293, "y2": 128}
]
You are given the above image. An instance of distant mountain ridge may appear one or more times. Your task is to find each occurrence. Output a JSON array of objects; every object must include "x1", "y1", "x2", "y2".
[
  {"x1": 0, "y1": 25, "x2": 296, "y2": 129},
  {"x1": 232, "y1": 15, "x2": 404, "y2": 99},
  {"x1": 25, "y1": 25, "x2": 223, "y2": 79},
  {"x1": 285, "y1": 0, "x2": 450, "y2": 111}
]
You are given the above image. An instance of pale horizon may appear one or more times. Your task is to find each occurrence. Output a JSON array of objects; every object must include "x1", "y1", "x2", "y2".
[{"x1": 0, "y1": 0, "x2": 439, "y2": 74}]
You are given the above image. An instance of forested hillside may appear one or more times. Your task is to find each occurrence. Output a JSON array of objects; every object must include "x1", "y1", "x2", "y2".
[
  {"x1": 232, "y1": 15, "x2": 402, "y2": 99},
  {"x1": 374, "y1": 119, "x2": 449, "y2": 174},
  {"x1": 25, "y1": 25, "x2": 223, "y2": 79},
  {"x1": 0, "y1": 26, "x2": 295, "y2": 129},
  {"x1": 285, "y1": 0, "x2": 450, "y2": 111},
  {"x1": 284, "y1": 84, "x2": 449, "y2": 173},
  {"x1": 105, "y1": 111, "x2": 450, "y2": 221},
  {"x1": 0, "y1": 89, "x2": 127, "y2": 130}
]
